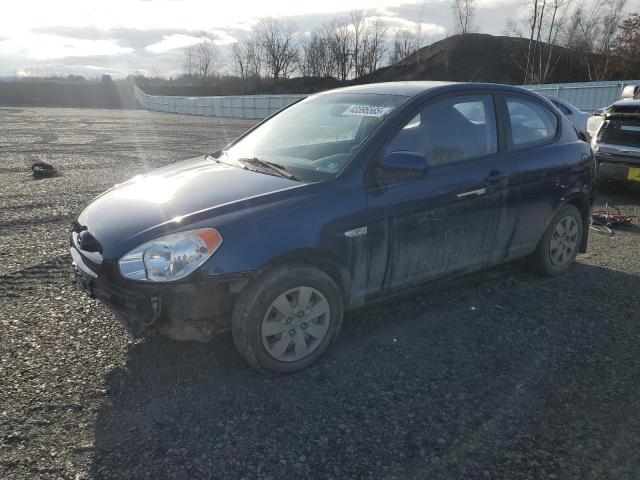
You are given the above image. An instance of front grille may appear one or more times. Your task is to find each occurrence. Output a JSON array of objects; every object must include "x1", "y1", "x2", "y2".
[
  {"x1": 599, "y1": 118, "x2": 640, "y2": 148},
  {"x1": 70, "y1": 231, "x2": 103, "y2": 275}
]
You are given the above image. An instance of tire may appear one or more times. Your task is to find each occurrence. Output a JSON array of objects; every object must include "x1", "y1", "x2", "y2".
[
  {"x1": 232, "y1": 264, "x2": 344, "y2": 375},
  {"x1": 530, "y1": 204, "x2": 583, "y2": 276}
]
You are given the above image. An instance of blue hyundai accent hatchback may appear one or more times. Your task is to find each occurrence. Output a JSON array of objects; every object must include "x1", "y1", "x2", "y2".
[{"x1": 71, "y1": 82, "x2": 595, "y2": 374}]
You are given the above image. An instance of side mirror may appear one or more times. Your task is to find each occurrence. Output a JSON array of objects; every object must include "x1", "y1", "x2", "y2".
[{"x1": 377, "y1": 151, "x2": 429, "y2": 181}]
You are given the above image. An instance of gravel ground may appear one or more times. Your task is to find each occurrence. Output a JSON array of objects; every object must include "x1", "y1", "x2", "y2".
[{"x1": 1, "y1": 107, "x2": 640, "y2": 480}]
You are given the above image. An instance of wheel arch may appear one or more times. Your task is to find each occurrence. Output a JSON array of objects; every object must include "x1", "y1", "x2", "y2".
[
  {"x1": 532, "y1": 194, "x2": 590, "y2": 255},
  {"x1": 261, "y1": 248, "x2": 352, "y2": 307},
  {"x1": 564, "y1": 194, "x2": 590, "y2": 253}
]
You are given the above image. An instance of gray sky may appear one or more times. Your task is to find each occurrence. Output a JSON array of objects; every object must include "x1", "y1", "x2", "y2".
[{"x1": 1, "y1": 0, "x2": 638, "y2": 78}]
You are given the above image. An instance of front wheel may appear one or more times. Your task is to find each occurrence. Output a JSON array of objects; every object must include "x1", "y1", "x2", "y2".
[
  {"x1": 232, "y1": 264, "x2": 343, "y2": 374},
  {"x1": 529, "y1": 204, "x2": 583, "y2": 276}
]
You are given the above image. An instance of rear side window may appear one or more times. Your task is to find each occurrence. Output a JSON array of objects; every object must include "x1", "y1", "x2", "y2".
[
  {"x1": 507, "y1": 98, "x2": 558, "y2": 147},
  {"x1": 386, "y1": 94, "x2": 498, "y2": 166}
]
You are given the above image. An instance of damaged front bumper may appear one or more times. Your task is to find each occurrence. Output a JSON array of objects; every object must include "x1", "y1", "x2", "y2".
[
  {"x1": 70, "y1": 242, "x2": 250, "y2": 341},
  {"x1": 594, "y1": 142, "x2": 640, "y2": 182}
]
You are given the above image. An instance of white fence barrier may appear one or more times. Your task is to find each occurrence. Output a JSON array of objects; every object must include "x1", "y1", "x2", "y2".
[
  {"x1": 133, "y1": 85, "x2": 304, "y2": 119},
  {"x1": 523, "y1": 80, "x2": 640, "y2": 112},
  {"x1": 135, "y1": 80, "x2": 640, "y2": 119}
]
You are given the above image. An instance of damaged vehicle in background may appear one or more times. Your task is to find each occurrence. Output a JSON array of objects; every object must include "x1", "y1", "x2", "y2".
[
  {"x1": 71, "y1": 81, "x2": 595, "y2": 374},
  {"x1": 588, "y1": 85, "x2": 640, "y2": 186},
  {"x1": 544, "y1": 95, "x2": 591, "y2": 138}
]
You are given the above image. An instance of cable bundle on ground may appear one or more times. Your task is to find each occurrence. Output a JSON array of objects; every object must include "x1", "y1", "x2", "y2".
[{"x1": 590, "y1": 203, "x2": 639, "y2": 236}]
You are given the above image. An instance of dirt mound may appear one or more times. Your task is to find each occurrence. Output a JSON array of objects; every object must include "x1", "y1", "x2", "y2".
[{"x1": 353, "y1": 33, "x2": 598, "y2": 85}]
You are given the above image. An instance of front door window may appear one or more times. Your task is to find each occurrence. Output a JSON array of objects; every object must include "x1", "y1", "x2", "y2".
[{"x1": 384, "y1": 95, "x2": 498, "y2": 166}]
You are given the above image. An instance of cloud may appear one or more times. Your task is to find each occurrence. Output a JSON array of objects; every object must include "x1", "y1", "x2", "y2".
[
  {"x1": 3, "y1": 0, "x2": 638, "y2": 77},
  {"x1": 210, "y1": 30, "x2": 238, "y2": 46},
  {"x1": 146, "y1": 34, "x2": 203, "y2": 53},
  {"x1": 34, "y1": 26, "x2": 209, "y2": 49},
  {"x1": 368, "y1": 15, "x2": 447, "y2": 36},
  {"x1": 0, "y1": 0, "x2": 436, "y2": 33},
  {"x1": 0, "y1": 34, "x2": 133, "y2": 60}
]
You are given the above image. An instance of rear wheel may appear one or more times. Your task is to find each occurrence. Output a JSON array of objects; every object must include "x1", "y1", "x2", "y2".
[
  {"x1": 232, "y1": 264, "x2": 343, "y2": 374},
  {"x1": 530, "y1": 204, "x2": 583, "y2": 276}
]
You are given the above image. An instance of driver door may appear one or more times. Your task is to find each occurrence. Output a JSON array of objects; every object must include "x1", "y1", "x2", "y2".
[{"x1": 364, "y1": 93, "x2": 518, "y2": 296}]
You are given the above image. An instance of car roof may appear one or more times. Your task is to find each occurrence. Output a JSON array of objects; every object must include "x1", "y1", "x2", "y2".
[
  {"x1": 316, "y1": 81, "x2": 540, "y2": 98},
  {"x1": 545, "y1": 95, "x2": 585, "y2": 111},
  {"x1": 317, "y1": 81, "x2": 454, "y2": 96}
]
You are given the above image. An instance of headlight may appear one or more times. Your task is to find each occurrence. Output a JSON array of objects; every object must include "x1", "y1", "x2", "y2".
[
  {"x1": 586, "y1": 115, "x2": 604, "y2": 138},
  {"x1": 119, "y1": 228, "x2": 222, "y2": 282}
]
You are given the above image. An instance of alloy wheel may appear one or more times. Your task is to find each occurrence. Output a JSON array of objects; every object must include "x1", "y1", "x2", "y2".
[
  {"x1": 261, "y1": 286, "x2": 331, "y2": 362},
  {"x1": 549, "y1": 215, "x2": 579, "y2": 266}
]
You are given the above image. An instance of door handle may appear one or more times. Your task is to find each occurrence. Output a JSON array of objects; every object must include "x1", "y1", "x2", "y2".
[
  {"x1": 484, "y1": 171, "x2": 509, "y2": 184},
  {"x1": 457, "y1": 187, "x2": 487, "y2": 199}
]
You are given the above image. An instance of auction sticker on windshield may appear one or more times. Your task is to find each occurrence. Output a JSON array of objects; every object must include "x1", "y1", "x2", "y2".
[{"x1": 343, "y1": 105, "x2": 391, "y2": 117}]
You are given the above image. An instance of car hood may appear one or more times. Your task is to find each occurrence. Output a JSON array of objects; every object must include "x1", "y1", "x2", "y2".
[{"x1": 77, "y1": 156, "x2": 302, "y2": 259}]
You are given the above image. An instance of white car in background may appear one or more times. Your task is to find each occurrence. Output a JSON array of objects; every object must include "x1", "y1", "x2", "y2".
[{"x1": 545, "y1": 95, "x2": 591, "y2": 137}]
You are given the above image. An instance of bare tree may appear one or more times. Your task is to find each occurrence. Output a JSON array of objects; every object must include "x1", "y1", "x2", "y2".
[
  {"x1": 351, "y1": 10, "x2": 367, "y2": 78},
  {"x1": 513, "y1": 0, "x2": 573, "y2": 83},
  {"x1": 255, "y1": 17, "x2": 299, "y2": 80},
  {"x1": 562, "y1": 0, "x2": 627, "y2": 80},
  {"x1": 232, "y1": 41, "x2": 250, "y2": 92},
  {"x1": 149, "y1": 65, "x2": 164, "y2": 80},
  {"x1": 507, "y1": 0, "x2": 627, "y2": 83},
  {"x1": 195, "y1": 39, "x2": 219, "y2": 84},
  {"x1": 522, "y1": 0, "x2": 544, "y2": 83},
  {"x1": 591, "y1": 0, "x2": 627, "y2": 79},
  {"x1": 182, "y1": 45, "x2": 196, "y2": 78},
  {"x1": 611, "y1": 11, "x2": 640, "y2": 78},
  {"x1": 298, "y1": 35, "x2": 312, "y2": 77},
  {"x1": 245, "y1": 36, "x2": 263, "y2": 79},
  {"x1": 360, "y1": 19, "x2": 388, "y2": 74},
  {"x1": 327, "y1": 17, "x2": 353, "y2": 81},
  {"x1": 536, "y1": 0, "x2": 571, "y2": 82},
  {"x1": 298, "y1": 29, "x2": 334, "y2": 77},
  {"x1": 453, "y1": 0, "x2": 478, "y2": 34},
  {"x1": 389, "y1": 29, "x2": 419, "y2": 64},
  {"x1": 415, "y1": 0, "x2": 428, "y2": 65}
]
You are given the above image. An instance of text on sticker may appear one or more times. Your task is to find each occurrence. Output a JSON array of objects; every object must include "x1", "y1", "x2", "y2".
[{"x1": 343, "y1": 105, "x2": 391, "y2": 117}]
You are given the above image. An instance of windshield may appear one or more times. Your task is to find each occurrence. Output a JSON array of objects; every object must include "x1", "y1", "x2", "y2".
[{"x1": 222, "y1": 92, "x2": 409, "y2": 181}]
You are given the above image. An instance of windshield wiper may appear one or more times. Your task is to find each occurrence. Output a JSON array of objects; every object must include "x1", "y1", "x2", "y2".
[
  {"x1": 207, "y1": 152, "x2": 239, "y2": 169},
  {"x1": 236, "y1": 157, "x2": 298, "y2": 181},
  {"x1": 205, "y1": 152, "x2": 228, "y2": 166}
]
